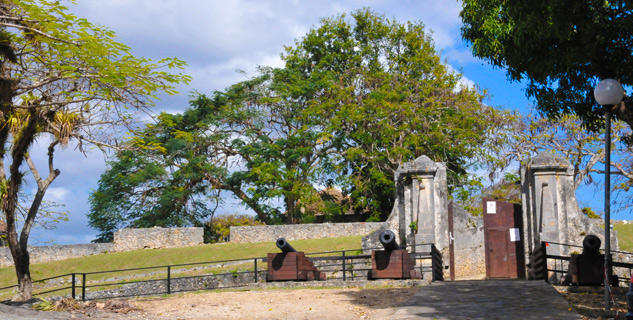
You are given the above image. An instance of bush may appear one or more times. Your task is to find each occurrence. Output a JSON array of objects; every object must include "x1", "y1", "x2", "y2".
[
  {"x1": 205, "y1": 214, "x2": 263, "y2": 243},
  {"x1": 582, "y1": 207, "x2": 601, "y2": 219}
]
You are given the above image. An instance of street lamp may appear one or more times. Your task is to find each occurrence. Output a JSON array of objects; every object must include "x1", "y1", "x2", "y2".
[{"x1": 594, "y1": 78, "x2": 625, "y2": 311}]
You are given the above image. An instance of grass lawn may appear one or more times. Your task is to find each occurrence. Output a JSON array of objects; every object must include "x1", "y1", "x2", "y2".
[
  {"x1": 0, "y1": 235, "x2": 362, "y2": 298},
  {"x1": 613, "y1": 221, "x2": 633, "y2": 252}
]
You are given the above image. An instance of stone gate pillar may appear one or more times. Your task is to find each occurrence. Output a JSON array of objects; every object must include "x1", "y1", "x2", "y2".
[
  {"x1": 363, "y1": 155, "x2": 448, "y2": 254},
  {"x1": 521, "y1": 152, "x2": 616, "y2": 279},
  {"x1": 521, "y1": 153, "x2": 572, "y2": 259},
  {"x1": 399, "y1": 156, "x2": 449, "y2": 252}
]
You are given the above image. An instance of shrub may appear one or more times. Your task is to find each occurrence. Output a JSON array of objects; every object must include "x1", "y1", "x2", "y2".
[
  {"x1": 205, "y1": 214, "x2": 264, "y2": 243},
  {"x1": 582, "y1": 207, "x2": 601, "y2": 219}
]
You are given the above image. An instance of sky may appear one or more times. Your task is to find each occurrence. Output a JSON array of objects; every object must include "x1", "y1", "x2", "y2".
[{"x1": 23, "y1": 0, "x2": 605, "y2": 245}]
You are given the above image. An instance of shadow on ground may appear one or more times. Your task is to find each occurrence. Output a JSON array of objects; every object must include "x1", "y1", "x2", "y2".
[{"x1": 338, "y1": 287, "x2": 418, "y2": 310}]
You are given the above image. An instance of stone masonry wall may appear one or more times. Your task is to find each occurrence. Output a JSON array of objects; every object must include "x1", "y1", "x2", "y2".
[
  {"x1": 0, "y1": 227, "x2": 203, "y2": 268},
  {"x1": 230, "y1": 222, "x2": 386, "y2": 243},
  {"x1": 0, "y1": 243, "x2": 113, "y2": 267},
  {"x1": 112, "y1": 227, "x2": 203, "y2": 252},
  {"x1": 452, "y1": 205, "x2": 485, "y2": 278}
]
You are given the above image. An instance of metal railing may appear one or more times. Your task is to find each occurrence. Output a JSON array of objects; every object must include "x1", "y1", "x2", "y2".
[
  {"x1": 539, "y1": 241, "x2": 633, "y2": 286},
  {"x1": 0, "y1": 242, "x2": 443, "y2": 301}
]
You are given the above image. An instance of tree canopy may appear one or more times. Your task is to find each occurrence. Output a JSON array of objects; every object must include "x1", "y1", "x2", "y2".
[
  {"x1": 455, "y1": 111, "x2": 633, "y2": 216},
  {"x1": 90, "y1": 67, "x2": 334, "y2": 240},
  {"x1": 89, "y1": 8, "x2": 505, "y2": 239},
  {"x1": 0, "y1": 0, "x2": 189, "y2": 300},
  {"x1": 460, "y1": 0, "x2": 633, "y2": 131},
  {"x1": 283, "y1": 9, "x2": 503, "y2": 219}
]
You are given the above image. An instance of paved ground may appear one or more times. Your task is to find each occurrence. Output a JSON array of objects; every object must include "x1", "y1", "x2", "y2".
[{"x1": 391, "y1": 280, "x2": 582, "y2": 319}]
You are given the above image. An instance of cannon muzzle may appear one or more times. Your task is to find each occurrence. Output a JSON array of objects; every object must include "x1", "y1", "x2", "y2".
[
  {"x1": 276, "y1": 238, "x2": 297, "y2": 253},
  {"x1": 379, "y1": 230, "x2": 400, "y2": 251},
  {"x1": 582, "y1": 235, "x2": 601, "y2": 255}
]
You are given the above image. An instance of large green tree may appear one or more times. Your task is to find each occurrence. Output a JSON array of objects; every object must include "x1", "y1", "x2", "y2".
[
  {"x1": 0, "y1": 0, "x2": 188, "y2": 300},
  {"x1": 460, "y1": 0, "x2": 633, "y2": 131},
  {"x1": 90, "y1": 66, "x2": 335, "y2": 241},
  {"x1": 89, "y1": 9, "x2": 503, "y2": 235},
  {"x1": 283, "y1": 9, "x2": 503, "y2": 219}
]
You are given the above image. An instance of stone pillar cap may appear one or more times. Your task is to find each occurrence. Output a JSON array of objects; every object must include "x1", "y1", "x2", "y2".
[
  {"x1": 397, "y1": 155, "x2": 439, "y2": 173},
  {"x1": 528, "y1": 152, "x2": 571, "y2": 170}
]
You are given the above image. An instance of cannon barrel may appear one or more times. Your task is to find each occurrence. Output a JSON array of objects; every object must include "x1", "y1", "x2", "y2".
[
  {"x1": 276, "y1": 238, "x2": 297, "y2": 253},
  {"x1": 582, "y1": 235, "x2": 601, "y2": 255},
  {"x1": 379, "y1": 230, "x2": 400, "y2": 251}
]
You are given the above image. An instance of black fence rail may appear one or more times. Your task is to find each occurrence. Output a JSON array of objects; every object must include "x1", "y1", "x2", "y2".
[
  {"x1": 430, "y1": 244, "x2": 444, "y2": 281},
  {"x1": 0, "y1": 242, "x2": 443, "y2": 301},
  {"x1": 532, "y1": 242, "x2": 547, "y2": 280},
  {"x1": 539, "y1": 241, "x2": 633, "y2": 286}
]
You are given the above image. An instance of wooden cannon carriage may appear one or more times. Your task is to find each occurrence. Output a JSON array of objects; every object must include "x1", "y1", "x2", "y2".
[
  {"x1": 369, "y1": 230, "x2": 421, "y2": 280},
  {"x1": 266, "y1": 238, "x2": 326, "y2": 282}
]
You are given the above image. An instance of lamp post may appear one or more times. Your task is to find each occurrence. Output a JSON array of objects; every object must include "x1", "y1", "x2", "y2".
[{"x1": 594, "y1": 78, "x2": 625, "y2": 311}]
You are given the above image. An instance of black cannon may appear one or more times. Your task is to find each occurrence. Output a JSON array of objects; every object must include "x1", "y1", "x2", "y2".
[
  {"x1": 267, "y1": 238, "x2": 325, "y2": 281},
  {"x1": 582, "y1": 235, "x2": 601, "y2": 255},
  {"x1": 276, "y1": 237, "x2": 297, "y2": 253},
  {"x1": 379, "y1": 230, "x2": 400, "y2": 251},
  {"x1": 563, "y1": 235, "x2": 616, "y2": 286},
  {"x1": 369, "y1": 229, "x2": 420, "y2": 280}
]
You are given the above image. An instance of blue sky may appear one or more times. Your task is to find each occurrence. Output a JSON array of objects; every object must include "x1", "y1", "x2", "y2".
[{"x1": 25, "y1": 0, "x2": 613, "y2": 245}]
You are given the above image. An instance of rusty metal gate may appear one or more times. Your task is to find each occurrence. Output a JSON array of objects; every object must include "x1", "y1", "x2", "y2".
[{"x1": 483, "y1": 198, "x2": 525, "y2": 279}]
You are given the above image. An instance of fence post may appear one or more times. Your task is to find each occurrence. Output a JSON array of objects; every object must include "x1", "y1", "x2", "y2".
[
  {"x1": 432, "y1": 245, "x2": 437, "y2": 282},
  {"x1": 71, "y1": 273, "x2": 76, "y2": 300},
  {"x1": 254, "y1": 258, "x2": 258, "y2": 283},
  {"x1": 342, "y1": 251, "x2": 346, "y2": 281},
  {"x1": 81, "y1": 273, "x2": 86, "y2": 302},
  {"x1": 167, "y1": 266, "x2": 171, "y2": 295},
  {"x1": 542, "y1": 242, "x2": 549, "y2": 283}
]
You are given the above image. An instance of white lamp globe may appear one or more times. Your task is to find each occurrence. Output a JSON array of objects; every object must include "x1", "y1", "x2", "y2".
[{"x1": 594, "y1": 79, "x2": 625, "y2": 106}]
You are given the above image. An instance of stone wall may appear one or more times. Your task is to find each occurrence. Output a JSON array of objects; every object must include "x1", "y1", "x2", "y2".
[
  {"x1": 0, "y1": 243, "x2": 113, "y2": 267},
  {"x1": 0, "y1": 227, "x2": 203, "y2": 268},
  {"x1": 112, "y1": 227, "x2": 203, "y2": 252},
  {"x1": 230, "y1": 222, "x2": 386, "y2": 243},
  {"x1": 452, "y1": 205, "x2": 485, "y2": 278},
  {"x1": 84, "y1": 272, "x2": 255, "y2": 300}
]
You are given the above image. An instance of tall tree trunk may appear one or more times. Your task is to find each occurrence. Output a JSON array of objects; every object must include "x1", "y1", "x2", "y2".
[
  {"x1": 285, "y1": 194, "x2": 296, "y2": 224},
  {"x1": 6, "y1": 193, "x2": 33, "y2": 301},
  {"x1": 5, "y1": 179, "x2": 33, "y2": 301},
  {"x1": 11, "y1": 245, "x2": 32, "y2": 301},
  {"x1": 4, "y1": 111, "x2": 40, "y2": 301}
]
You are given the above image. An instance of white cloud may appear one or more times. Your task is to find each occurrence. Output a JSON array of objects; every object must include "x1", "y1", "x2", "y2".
[
  {"x1": 444, "y1": 48, "x2": 479, "y2": 66},
  {"x1": 44, "y1": 187, "x2": 70, "y2": 202},
  {"x1": 457, "y1": 76, "x2": 476, "y2": 92},
  {"x1": 446, "y1": 64, "x2": 476, "y2": 92}
]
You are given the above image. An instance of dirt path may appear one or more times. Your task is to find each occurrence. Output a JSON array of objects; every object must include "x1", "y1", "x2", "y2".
[
  {"x1": 1, "y1": 283, "x2": 623, "y2": 319},
  {"x1": 79, "y1": 287, "x2": 418, "y2": 320}
]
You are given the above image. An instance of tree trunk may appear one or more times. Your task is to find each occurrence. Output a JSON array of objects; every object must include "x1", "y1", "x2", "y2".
[
  {"x1": 4, "y1": 111, "x2": 40, "y2": 301},
  {"x1": 6, "y1": 216, "x2": 32, "y2": 301},
  {"x1": 12, "y1": 249, "x2": 32, "y2": 301},
  {"x1": 285, "y1": 194, "x2": 296, "y2": 224}
]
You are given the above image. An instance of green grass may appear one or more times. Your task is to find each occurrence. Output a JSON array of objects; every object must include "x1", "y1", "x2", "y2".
[
  {"x1": 613, "y1": 222, "x2": 633, "y2": 252},
  {"x1": 0, "y1": 236, "x2": 362, "y2": 298}
]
